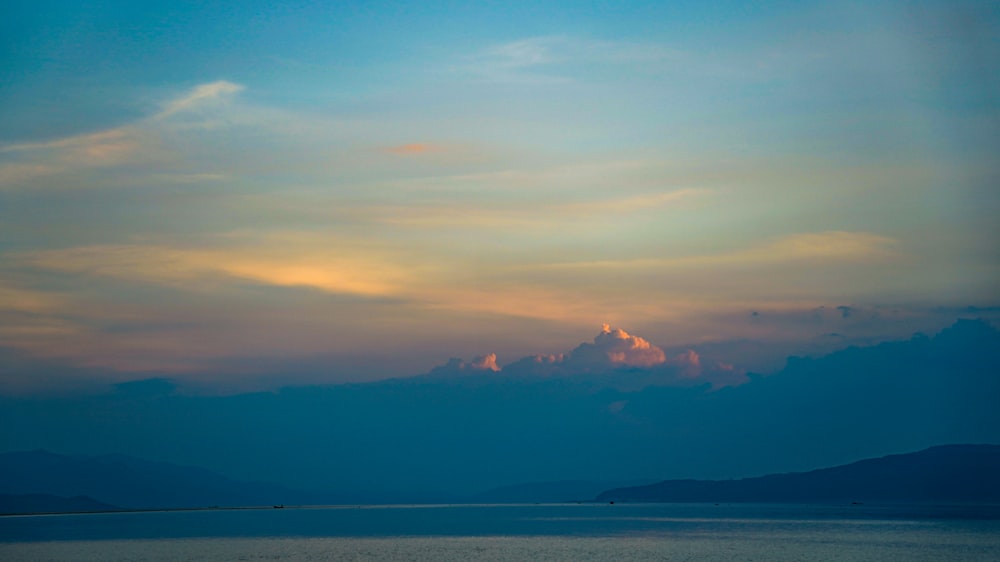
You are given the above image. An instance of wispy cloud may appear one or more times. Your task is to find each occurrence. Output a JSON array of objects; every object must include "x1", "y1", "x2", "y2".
[
  {"x1": 540, "y1": 231, "x2": 898, "y2": 271},
  {"x1": 0, "y1": 282, "x2": 83, "y2": 352},
  {"x1": 0, "y1": 163, "x2": 58, "y2": 186},
  {"x1": 479, "y1": 37, "x2": 566, "y2": 69},
  {"x1": 462, "y1": 36, "x2": 681, "y2": 82},
  {"x1": 0, "y1": 81, "x2": 246, "y2": 189},
  {"x1": 21, "y1": 232, "x2": 412, "y2": 298},
  {"x1": 561, "y1": 188, "x2": 706, "y2": 215},
  {"x1": 154, "y1": 80, "x2": 245, "y2": 119},
  {"x1": 375, "y1": 187, "x2": 705, "y2": 230},
  {"x1": 0, "y1": 282, "x2": 65, "y2": 315},
  {"x1": 0, "y1": 129, "x2": 144, "y2": 186}
]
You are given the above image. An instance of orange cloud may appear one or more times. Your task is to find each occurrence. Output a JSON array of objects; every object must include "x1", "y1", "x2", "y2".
[
  {"x1": 22, "y1": 237, "x2": 410, "y2": 298},
  {"x1": 469, "y1": 353, "x2": 500, "y2": 371},
  {"x1": 592, "y1": 324, "x2": 667, "y2": 367}
]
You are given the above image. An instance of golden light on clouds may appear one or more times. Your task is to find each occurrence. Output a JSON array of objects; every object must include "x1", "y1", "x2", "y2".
[
  {"x1": 22, "y1": 237, "x2": 413, "y2": 299},
  {"x1": 0, "y1": 282, "x2": 64, "y2": 314}
]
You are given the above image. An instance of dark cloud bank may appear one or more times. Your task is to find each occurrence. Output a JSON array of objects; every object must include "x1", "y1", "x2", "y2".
[{"x1": 1, "y1": 319, "x2": 998, "y2": 501}]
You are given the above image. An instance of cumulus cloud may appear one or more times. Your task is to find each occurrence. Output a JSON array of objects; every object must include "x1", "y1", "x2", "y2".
[
  {"x1": 431, "y1": 323, "x2": 670, "y2": 379},
  {"x1": 429, "y1": 353, "x2": 501, "y2": 377},
  {"x1": 499, "y1": 353, "x2": 566, "y2": 377},
  {"x1": 468, "y1": 353, "x2": 500, "y2": 371},
  {"x1": 568, "y1": 324, "x2": 667, "y2": 368},
  {"x1": 669, "y1": 349, "x2": 702, "y2": 378},
  {"x1": 428, "y1": 324, "x2": 750, "y2": 390}
]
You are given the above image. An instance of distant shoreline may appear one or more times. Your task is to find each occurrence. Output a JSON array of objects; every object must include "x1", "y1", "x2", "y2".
[{"x1": 6, "y1": 500, "x2": 1000, "y2": 518}]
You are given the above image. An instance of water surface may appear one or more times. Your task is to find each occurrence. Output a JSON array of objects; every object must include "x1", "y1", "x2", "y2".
[{"x1": 2, "y1": 503, "x2": 998, "y2": 561}]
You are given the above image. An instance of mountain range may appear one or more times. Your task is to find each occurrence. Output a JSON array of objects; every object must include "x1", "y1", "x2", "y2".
[
  {"x1": 0, "y1": 450, "x2": 339, "y2": 513},
  {"x1": 2, "y1": 444, "x2": 998, "y2": 514}
]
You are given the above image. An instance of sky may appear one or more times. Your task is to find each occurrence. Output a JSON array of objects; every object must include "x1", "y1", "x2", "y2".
[{"x1": 1, "y1": 0, "x2": 999, "y2": 393}]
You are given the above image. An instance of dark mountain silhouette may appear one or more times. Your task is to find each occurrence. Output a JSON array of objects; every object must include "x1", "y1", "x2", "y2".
[
  {"x1": 0, "y1": 493, "x2": 118, "y2": 515},
  {"x1": 0, "y1": 450, "x2": 341, "y2": 510},
  {"x1": 597, "y1": 444, "x2": 1000, "y2": 503}
]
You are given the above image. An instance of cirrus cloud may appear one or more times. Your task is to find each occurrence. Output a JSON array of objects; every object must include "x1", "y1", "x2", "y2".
[{"x1": 0, "y1": 80, "x2": 246, "y2": 190}]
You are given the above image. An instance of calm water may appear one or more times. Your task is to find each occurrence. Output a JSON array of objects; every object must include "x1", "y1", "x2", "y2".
[{"x1": 2, "y1": 503, "x2": 999, "y2": 561}]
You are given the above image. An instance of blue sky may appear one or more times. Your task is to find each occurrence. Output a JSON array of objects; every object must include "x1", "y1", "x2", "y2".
[{"x1": 0, "y1": 0, "x2": 997, "y2": 391}]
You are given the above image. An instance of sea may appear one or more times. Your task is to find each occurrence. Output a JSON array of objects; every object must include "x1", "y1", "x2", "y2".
[{"x1": 1, "y1": 502, "x2": 999, "y2": 561}]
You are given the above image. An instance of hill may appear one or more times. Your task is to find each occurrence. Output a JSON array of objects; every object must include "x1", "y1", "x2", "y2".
[
  {"x1": 597, "y1": 444, "x2": 1000, "y2": 503},
  {"x1": 0, "y1": 450, "x2": 339, "y2": 510}
]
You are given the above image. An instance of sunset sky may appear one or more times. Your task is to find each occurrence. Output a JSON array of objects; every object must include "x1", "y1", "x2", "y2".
[{"x1": 1, "y1": 0, "x2": 997, "y2": 392}]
